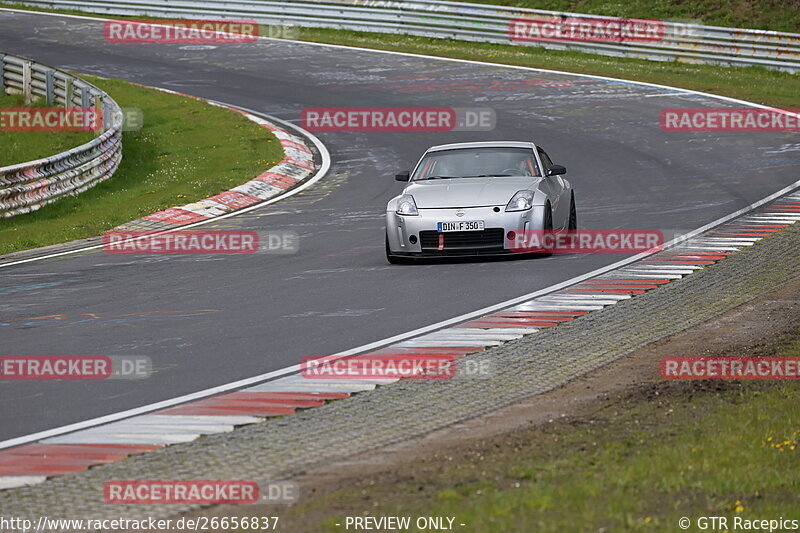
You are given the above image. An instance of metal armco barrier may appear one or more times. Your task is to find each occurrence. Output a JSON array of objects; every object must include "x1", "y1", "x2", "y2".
[
  {"x1": 10, "y1": 0, "x2": 800, "y2": 72},
  {"x1": 0, "y1": 54, "x2": 123, "y2": 217}
]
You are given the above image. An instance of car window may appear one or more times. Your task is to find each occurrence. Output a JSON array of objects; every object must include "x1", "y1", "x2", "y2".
[{"x1": 412, "y1": 147, "x2": 540, "y2": 180}]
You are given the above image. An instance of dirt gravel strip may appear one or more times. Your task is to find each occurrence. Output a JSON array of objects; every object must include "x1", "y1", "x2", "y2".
[{"x1": 2, "y1": 222, "x2": 800, "y2": 526}]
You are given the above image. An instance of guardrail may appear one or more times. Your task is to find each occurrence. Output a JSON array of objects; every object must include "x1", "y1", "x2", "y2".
[
  {"x1": 9, "y1": 0, "x2": 800, "y2": 72},
  {"x1": 0, "y1": 54, "x2": 122, "y2": 217}
]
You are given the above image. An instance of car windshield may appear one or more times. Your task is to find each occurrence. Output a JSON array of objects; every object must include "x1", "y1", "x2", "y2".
[{"x1": 411, "y1": 147, "x2": 540, "y2": 181}]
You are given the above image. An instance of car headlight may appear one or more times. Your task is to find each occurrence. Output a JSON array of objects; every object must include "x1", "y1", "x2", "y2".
[
  {"x1": 505, "y1": 190, "x2": 535, "y2": 212},
  {"x1": 396, "y1": 194, "x2": 419, "y2": 216}
]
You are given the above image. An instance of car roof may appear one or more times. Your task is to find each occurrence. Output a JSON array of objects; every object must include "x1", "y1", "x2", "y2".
[{"x1": 426, "y1": 141, "x2": 537, "y2": 153}]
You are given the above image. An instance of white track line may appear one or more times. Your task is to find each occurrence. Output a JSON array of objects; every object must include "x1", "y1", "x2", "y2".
[{"x1": 1, "y1": 7, "x2": 799, "y2": 451}]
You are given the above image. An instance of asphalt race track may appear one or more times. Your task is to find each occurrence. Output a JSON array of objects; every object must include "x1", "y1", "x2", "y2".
[{"x1": 0, "y1": 10, "x2": 798, "y2": 442}]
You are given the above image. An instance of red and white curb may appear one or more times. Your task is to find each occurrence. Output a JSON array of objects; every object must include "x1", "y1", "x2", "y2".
[
  {"x1": 1, "y1": 192, "x2": 799, "y2": 490},
  {"x1": 117, "y1": 89, "x2": 316, "y2": 231}
]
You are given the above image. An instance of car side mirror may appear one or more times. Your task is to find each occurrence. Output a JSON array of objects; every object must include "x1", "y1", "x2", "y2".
[
  {"x1": 395, "y1": 170, "x2": 410, "y2": 182},
  {"x1": 547, "y1": 165, "x2": 566, "y2": 176}
]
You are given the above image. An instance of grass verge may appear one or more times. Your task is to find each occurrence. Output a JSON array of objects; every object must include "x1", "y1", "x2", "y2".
[
  {"x1": 265, "y1": 336, "x2": 800, "y2": 532},
  {"x1": 0, "y1": 76, "x2": 283, "y2": 255},
  {"x1": 0, "y1": 91, "x2": 95, "y2": 166}
]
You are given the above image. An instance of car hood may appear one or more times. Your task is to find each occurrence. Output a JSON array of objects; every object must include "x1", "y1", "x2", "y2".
[{"x1": 406, "y1": 177, "x2": 539, "y2": 208}]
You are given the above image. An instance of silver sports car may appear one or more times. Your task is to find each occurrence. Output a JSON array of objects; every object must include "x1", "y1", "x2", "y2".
[{"x1": 385, "y1": 141, "x2": 576, "y2": 263}]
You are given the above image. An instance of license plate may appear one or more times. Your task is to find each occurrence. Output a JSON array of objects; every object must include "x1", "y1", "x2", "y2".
[{"x1": 437, "y1": 220, "x2": 485, "y2": 232}]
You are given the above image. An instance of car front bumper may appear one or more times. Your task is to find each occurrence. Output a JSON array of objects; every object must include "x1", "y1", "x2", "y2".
[{"x1": 386, "y1": 205, "x2": 545, "y2": 256}]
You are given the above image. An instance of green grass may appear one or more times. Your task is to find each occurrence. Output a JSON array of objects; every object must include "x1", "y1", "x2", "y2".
[
  {"x1": 0, "y1": 91, "x2": 95, "y2": 165},
  {"x1": 392, "y1": 385, "x2": 800, "y2": 532},
  {"x1": 268, "y1": 337, "x2": 800, "y2": 532},
  {"x1": 0, "y1": 76, "x2": 283, "y2": 255}
]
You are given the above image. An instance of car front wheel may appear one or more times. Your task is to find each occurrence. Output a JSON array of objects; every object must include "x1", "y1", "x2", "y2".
[{"x1": 568, "y1": 194, "x2": 577, "y2": 230}]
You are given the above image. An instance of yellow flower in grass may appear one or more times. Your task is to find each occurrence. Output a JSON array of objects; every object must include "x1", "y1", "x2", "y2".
[{"x1": 734, "y1": 501, "x2": 744, "y2": 513}]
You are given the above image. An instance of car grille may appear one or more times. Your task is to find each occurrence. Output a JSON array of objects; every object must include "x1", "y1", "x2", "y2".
[{"x1": 419, "y1": 228, "x2": 505, "y2": 254}]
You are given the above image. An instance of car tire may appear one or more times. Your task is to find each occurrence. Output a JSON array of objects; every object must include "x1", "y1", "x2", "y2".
[
  {"x1": 544, "y1": 202, "x2": 553, "y2": 231},
  {"x1": 568, "y1": 194, "x2": 577, "y2": 230}
]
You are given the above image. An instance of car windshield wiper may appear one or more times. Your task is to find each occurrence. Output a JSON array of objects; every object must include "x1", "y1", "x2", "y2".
[
  {"x1": 419, "y1": 175, "x2": 460, "y2": 180},
  {"x1": 462, "y1": 174, "x2": 512, "y2": 178}
]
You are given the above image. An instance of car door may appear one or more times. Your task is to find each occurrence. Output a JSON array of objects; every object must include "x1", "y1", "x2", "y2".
[{"x1": 537, "y1": 148, "x2": 568, "y2": 229}]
